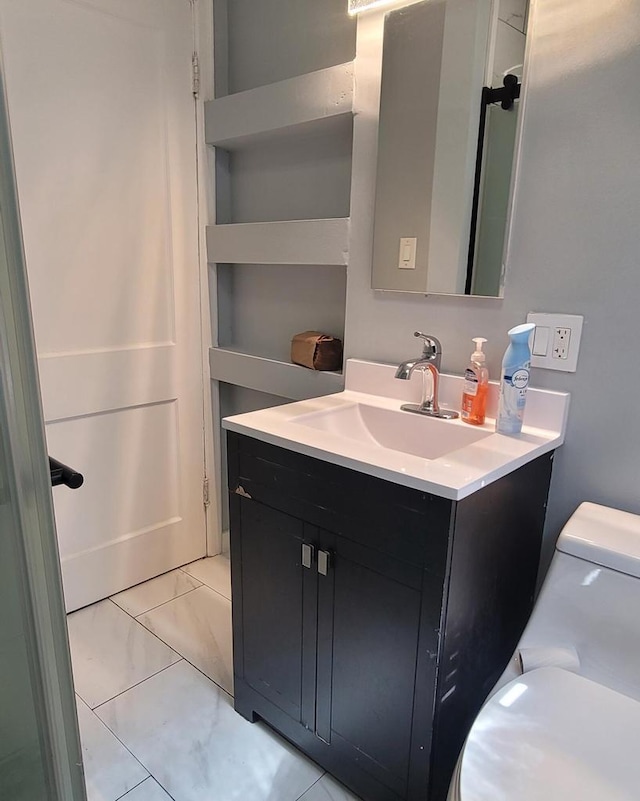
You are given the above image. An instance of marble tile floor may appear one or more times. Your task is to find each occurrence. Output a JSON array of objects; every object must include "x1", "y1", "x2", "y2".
[{"x1": 68, "y1": 555, "x2": 361, "y2": 801}]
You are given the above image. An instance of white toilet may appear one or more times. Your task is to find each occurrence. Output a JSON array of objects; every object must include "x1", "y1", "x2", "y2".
[{"x1": 448, "y1": 501, "x2": 640, "y2": 800}]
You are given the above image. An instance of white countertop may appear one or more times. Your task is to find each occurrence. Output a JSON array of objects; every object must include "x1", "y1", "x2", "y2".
[{"x1": 222, "y1": 359, "x2": 570, "y2": 501}]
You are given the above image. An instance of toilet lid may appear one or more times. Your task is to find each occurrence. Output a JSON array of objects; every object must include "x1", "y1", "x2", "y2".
[{"x1": 458, "y1": 667, "x2": 640, "y2": 801}]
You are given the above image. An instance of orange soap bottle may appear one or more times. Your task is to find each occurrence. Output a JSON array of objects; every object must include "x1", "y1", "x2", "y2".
[{"x1": 461, "y1": 337, "x2": 489, "y2": 425}]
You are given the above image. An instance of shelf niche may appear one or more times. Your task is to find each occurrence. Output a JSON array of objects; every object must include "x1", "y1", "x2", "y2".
[
  {"x1": 216, "y1": 262, "x2": 347, "y2": 371},
  {"x1": 212, "y1": 114, "x2": 354, "y2": 226},
  {"x1": 213, "y1": 0, "x2": 356, "y2": 97}
]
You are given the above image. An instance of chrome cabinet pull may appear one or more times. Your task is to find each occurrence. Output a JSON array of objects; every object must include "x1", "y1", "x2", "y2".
[
  {"x1": 318, "y1": 550, "x2": 331, "y2": 576},
  {"x1": 302, "y1": 543, "x2": 314, "y2": 569}
]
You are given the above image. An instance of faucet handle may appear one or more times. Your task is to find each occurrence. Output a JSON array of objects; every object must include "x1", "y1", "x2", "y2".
[{"x1": 413, "y1": 332, "x2": 442, "y2": 356}]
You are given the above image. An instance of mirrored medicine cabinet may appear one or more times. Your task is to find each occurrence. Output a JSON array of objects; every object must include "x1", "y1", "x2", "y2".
[{"x1": 371, "y1": 0, "x2": 530, "y2": 297}]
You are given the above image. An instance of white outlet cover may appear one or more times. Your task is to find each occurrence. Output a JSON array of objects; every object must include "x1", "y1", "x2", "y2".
[{"x1": 526, "y1": 312, "x2": 584, "y2": 372}]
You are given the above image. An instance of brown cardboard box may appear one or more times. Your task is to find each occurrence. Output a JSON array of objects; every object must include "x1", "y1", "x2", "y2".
[{"x1": 290, "y1": 331, "x2": 343, "y2": 371}]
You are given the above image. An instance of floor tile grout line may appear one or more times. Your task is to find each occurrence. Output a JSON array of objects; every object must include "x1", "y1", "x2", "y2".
[
  {"x1": 144, "y1": 775, "x2": 179, "y2": 801},
  {"x1": 88, "y1": 664, "x2": 188, "y2": 795},
  {"x1": 91, "y1": 659, "x2": 236, "y2": 795},
  {"x1": 134, "y1": 582, "x2": 231, "y2": 620},
  {"x1": 90, "y1": 588, "x2": 234, "y2": 701},
  {"x1": 105, "y1": 558, "x2": 231, "y2": 610},
  {"x1": 176, "y1": 653, "x2": 234, "y2": 702},
  {"x1": 77, "y1": 696, "x2": 152, "y2": 792},
  {"x1": 293, "y1": 772, "x2": 326, "y2": 801},
  {"x1": 132, "y1": 610, "x2": 235, "y2": 701},
  {"x1": 208, "y1": 583, "x2": 232, "y2": 603},
  {"x1": 95, "y1": 597, "x2": 183, "y2": 660},
  {"x1": 74, "y1": 687, "x2": 95, "y2": 713},
  {"x1": 91, "y1": 658, "x2": 184, "y2": 713},
  {"x1": 72, "y1": 566, "x2": 235, "y2": 798},
  {"x1": 181, "y1": 574, "x2": 231, "y2": 601},
  {"x1": 72, "y1": 560, "x2": 344, "y2": 801},
  {"x1": 112, "y1": 582, "x2": 203, "y2": 619},
  {"x1": 77, "y1": 619, "x2": 330, "y2": 801},
  {"x1": 184, "y1": 581, "x2": 232, "y2": 604},
  {"x1": 116, "y1": 775, "x2": 179, "y2": 801},
  {"x1": 113, "y1": 774, "x2": 151, "y2": 800},
  {"x1": 180, "y1": 558, "x2": 232, "y2": 600},
  {"x1": 106, "y1": 564, "x2": 202, "y2": 608},
  {"x1": 109, "y1": 567, "x2": 204, "y2": 614}
]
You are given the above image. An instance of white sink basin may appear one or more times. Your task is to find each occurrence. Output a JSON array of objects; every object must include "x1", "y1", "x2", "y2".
[
  {"x1": 222, "y1": 359, "x2": 569, "y2": 500},
  {"x1": 294, "y1": 402, "x2": 491, "y2": 461}
]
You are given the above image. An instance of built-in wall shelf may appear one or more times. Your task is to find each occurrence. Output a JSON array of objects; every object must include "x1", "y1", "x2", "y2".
[
  {"x1": 209, "y1": 4, "x2": 357, "y2": 543},
  {"x1": 210, "y1": 347, "x2": 344, "y2": 401},
  {"x1": 206, "y1": 218, "x2": 350, "y2": 265},
  {"x1": 205, "y1": 62, "x2": 354, "y2": 149}
]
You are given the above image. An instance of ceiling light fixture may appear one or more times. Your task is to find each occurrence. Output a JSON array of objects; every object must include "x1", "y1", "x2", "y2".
[
  {"x1": 348, "y1": 0, "x2": 425, "y2": 16},
  {"x1": 348, "y1": 0, "x2": 404, "y2": 15}
]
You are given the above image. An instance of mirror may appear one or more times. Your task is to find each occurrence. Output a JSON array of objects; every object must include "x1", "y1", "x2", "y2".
[{"x1": 371, "y1": 0, "x2": 529, "y2": 297}]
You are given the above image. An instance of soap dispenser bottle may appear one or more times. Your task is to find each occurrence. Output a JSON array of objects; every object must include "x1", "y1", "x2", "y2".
[
  {"x1": 496, "y1": 323, "x2": 536, "y2": 435},
  {"x1": 461, "y1": 338, "x2": 489, "y2": 425}
]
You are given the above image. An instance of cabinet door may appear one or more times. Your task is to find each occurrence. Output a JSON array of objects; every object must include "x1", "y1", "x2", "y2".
[
  {"x1": 232, "y1": 497, "x2": 317, "y2": 727},
  {"x1": 316, "y1": 532, "x2": 424, "y2": 799}
]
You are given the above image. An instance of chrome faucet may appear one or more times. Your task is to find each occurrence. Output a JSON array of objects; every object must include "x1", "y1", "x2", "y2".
[{"x1": 395, "y1": 332, "x2": 459, "y2": 420}]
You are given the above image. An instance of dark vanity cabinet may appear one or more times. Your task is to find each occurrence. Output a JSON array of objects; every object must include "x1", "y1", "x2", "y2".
[{"x1": 227, "y1": 432, "x2": 554, "y2": 801}]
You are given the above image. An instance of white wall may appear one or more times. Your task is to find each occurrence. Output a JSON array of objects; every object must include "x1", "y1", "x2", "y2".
[{"x1": 345, "y1": 0, "x2": 640, "y2": 565}]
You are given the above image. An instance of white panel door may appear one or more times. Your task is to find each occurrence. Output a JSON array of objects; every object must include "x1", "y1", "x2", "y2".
[{"x1": 0, "y1": 0, "x2": 207, "y2": 610}]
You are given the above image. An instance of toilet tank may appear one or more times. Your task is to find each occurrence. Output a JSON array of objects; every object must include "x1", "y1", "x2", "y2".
[{"x1": 500, "y1": 502, "x2": 640, "y2": 702}]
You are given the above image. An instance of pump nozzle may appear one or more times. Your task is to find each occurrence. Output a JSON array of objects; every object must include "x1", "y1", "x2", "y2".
[{"x1": 471, "y1": 337, "x2": 487, "y2": 363}]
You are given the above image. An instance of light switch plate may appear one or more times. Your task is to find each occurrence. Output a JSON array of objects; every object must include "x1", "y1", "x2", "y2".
[
  {"x1": 526, "y1": 312, "x2": 584, "y2": 372},
  {"x1": 398, "y1": 237, "x2": 417, "y2": 270}
]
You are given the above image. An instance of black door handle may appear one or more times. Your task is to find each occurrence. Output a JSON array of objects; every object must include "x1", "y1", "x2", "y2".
[{"x1": 49, "y1": 457, "x2": 84, "y2": 489}]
